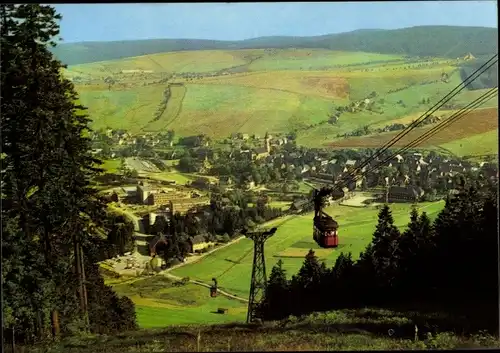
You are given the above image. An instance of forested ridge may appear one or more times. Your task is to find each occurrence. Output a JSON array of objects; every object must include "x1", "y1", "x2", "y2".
[{"x1": 52, "y1": 25, "x2": 497, "y2": 65}]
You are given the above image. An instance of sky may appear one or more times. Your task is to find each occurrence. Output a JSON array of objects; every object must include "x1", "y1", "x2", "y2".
[{"x1": 54, "y1": 1, "x2": 498, "y2": 43}]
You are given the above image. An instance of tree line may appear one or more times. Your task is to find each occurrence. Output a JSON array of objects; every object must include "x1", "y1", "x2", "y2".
[
  {"x1": 259, "y1": 182, "x2": 497, "y2": 333},
  {"x1": 2, "y1": 4, "x2": 136, "y2": 344}
]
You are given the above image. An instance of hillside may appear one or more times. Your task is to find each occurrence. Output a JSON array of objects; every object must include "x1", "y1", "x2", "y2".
[
  {"x1": 23, "y1": 310, "x2": 500, "y2": 352},
  {"x1": 52, "y1": 26, "x2": 497, "y2": 65},
  {"x1": 70, "y1": 48, "x2": 498, "y2": 156}
]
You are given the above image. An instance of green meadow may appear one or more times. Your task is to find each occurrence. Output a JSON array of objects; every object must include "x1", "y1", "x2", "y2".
[{"x1": 171, "y1": 201, "x2": 445, "y2": 299}]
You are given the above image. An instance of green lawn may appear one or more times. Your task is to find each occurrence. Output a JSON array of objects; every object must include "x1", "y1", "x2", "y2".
[{"x1": 171, "y1": 201, "x2": 445, "y2": 299}]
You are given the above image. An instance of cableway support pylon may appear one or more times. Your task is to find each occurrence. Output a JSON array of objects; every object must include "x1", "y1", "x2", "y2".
[{"x1": 244, "y1": 227, "x2": 277, "y2": 324}]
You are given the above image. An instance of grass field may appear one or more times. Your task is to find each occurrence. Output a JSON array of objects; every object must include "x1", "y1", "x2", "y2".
[
  {"x1": 171, "y1": 201, "x2": 445, "y2": 299},
  {"x1": 439, "y1": 129, "x2": 499, "y2": 157},
  {"x1": 67, "y1": 50, "x2": 249, "y2": 76},
  {"x1": 193, "y1": 70, "x2": 351, "y2": 100},
  {"x1": 169, "y1": 83, "x2": 334, "y2": 137},
  {"x1": 345, "y1": 66, "x2": 457, "y2": 100},
  {"x1": 246, "y1": 50, "x2": 404, "y2": 71},
  {"x1": 109, "y1": 276, "x2": 246, "y2": 328},
  {"x1": 79, "y1": 85, "x2": 165, "y2": 133},
  {"x1": 142, "y1": 84, "x2": 186, "y2": 132},
  {"x1": 327, "y1": 107, "x2": 498, "y2": 155}
]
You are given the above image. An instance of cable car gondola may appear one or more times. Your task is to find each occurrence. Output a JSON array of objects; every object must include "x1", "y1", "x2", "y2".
[
  {"x1": 210, "y1": 278, "x2": 218, "y2": 297},
  {"x1": 312, "y1": 187, "x2": 343, "y2": 248}
]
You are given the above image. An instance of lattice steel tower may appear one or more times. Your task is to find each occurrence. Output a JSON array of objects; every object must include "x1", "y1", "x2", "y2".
[{"x1": 244, "y1": 227, "x2": 278, "y2": 323}]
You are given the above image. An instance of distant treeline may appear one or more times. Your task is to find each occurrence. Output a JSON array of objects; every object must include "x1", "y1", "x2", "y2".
[{"x1": 52, "y1": 26, "x2": 497, "y2": 65}]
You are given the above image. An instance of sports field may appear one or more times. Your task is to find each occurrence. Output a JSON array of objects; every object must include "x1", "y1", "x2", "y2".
[{"x1": 171, "y1": 201, "x2": 445, "y2": 299}]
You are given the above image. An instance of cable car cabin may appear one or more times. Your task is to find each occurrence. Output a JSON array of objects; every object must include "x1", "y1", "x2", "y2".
[
  {"x1": 210, "y1": 278, "x2": 218, "y2": 298},
  {"x1": 313, "y1": 212, "x2": 339, "y2": 248}
]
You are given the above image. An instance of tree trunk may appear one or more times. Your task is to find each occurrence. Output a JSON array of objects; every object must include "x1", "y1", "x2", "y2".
[
  {"x1": 72, "y1": 233, "x2": 86, "y2": 325},
  {"x1": 42, "y1": 227, "x2": 60, "y2": 342},
  {"x1": 79, "y1": 240, "x2": 90, "y2": 330},
  {"x1": 51, "y1": 310, "x2": 60, "y2": 340}
]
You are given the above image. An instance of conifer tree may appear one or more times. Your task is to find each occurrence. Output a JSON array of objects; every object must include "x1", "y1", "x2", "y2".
[
  {"x1": 368, "y1": 205, "x2": 401, "y2": 299},
  {"x1": 260, "y1": 259, "x2": 290, "y2": 320},
  {"x1": 1, "y1": 4, "x2": 135, "y2": 340}
]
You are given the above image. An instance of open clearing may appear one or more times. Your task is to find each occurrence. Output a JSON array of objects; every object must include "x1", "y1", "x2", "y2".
[
  {"x1": 327, "y1": 107, "x2": 498, "y2": 153},
  {"x1": 67, "y1": 50, "x2": 249, "y2": 76},
  {"x1": 171, "y1": 201, "x2": 445, "y2": 299}
]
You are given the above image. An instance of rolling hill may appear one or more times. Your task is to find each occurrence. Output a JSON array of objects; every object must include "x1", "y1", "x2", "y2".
[
  {"x1": 52, "y1": 26, "x2": 497, "y2": 65},
  {"x1": 63, "y1": 25, "x2": 498, "y2": 156}
]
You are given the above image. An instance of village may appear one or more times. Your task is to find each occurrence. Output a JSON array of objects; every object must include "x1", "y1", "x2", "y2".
[{"x1": 93, "y1": 126, "x2": 498, "y2": 278}]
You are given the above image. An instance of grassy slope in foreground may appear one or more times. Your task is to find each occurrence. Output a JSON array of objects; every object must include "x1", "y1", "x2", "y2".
[
  {"x1": 171, "y1": 201, "x2": 445, "y2": 299},
  {"x1": 29, "y1": 309, "x2": 500, "y2": 352}
]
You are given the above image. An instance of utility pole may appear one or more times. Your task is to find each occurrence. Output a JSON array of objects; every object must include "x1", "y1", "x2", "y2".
[{"x1": 244, "y1": 227, "x2": 278, "y2": 324}]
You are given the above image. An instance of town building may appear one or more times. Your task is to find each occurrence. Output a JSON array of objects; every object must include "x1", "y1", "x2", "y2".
[
  {"x1": 388, "y1": 186, "x2": 425, "y2": 203},
  {"x1": 188, "y1": 235, "x2": 210, "y2": 253}
]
